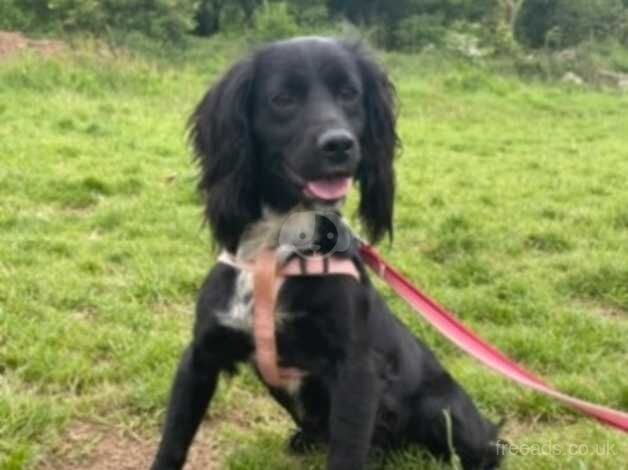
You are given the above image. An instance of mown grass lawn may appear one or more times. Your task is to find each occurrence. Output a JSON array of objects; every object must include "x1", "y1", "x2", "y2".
[{"x1": 1, "y1": 37, "x2": 627, "y2": 470}]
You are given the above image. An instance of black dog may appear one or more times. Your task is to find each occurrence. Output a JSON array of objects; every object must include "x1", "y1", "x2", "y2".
[{"x1": 151, "y1": 37, "x2": 502, "y2": 470}]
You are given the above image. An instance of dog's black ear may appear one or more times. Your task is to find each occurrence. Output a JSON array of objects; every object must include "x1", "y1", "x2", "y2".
[
  {"x1": 189, "y1": 57, "x2": 259, "y2": 252},
  {"x1": 353, "y1": 45, "x2": 399, "y2": 242},
  {"x1": 350, "y1": 43, "x2": 399, "y2": 244}
]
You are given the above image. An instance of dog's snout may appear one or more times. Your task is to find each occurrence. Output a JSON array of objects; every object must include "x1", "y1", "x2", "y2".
[{"x1": 317, "y1": 129, "x2": 355, "y2": 160}]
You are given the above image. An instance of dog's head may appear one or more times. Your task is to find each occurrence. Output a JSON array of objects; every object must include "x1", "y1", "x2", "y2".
[{"x1": 190, "y1": 37, "x2": 398, "y2": 251}]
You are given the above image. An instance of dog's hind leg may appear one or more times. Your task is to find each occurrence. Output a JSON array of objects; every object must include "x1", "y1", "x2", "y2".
[{"x1": 405, "y1": 371, "x2": 502, "y2": 470}]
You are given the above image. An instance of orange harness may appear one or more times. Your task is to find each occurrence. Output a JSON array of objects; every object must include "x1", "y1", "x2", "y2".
[{"x1": 218, "y1": 250, "x2": 360, "y2": 388}]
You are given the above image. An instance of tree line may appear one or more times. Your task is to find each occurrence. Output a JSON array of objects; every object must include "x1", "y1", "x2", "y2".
[{"x1": 1, "y1": 0, "x2": 627, "y2": 50}]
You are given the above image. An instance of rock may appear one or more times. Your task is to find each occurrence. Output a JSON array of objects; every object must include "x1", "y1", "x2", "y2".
[
  {"x1": 598, "y1": 69, "x2": 628, "y2": 91},
  {"x1": 556, "y1": 49, "x2": 577, "y2": 62},
  {"x1": 561, "y1": 72, "x2": 584, "y2": 86}
]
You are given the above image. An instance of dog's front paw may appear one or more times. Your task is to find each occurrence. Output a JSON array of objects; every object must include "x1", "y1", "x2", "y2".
[{"x1": 288, "y1": 430, "x2": 324, "y2": 454}]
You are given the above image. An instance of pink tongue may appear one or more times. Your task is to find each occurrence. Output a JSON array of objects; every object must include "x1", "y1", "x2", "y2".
[{"x1": 304, "y1": 177, "x2": 352, "y2": 201}]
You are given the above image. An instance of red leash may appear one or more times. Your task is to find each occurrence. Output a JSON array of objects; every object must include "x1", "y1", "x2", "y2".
[{"x1": 359, "y1": 244, "x2": 628, "y2": 433}]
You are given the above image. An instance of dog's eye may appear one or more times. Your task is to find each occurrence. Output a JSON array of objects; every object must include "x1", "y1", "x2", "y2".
[
  {"x1": 271, "y1": 93, "x2": 296, "y2": 109},
  {"x1": 338, "y1": 86, "x2": 359, "y2": 102}
]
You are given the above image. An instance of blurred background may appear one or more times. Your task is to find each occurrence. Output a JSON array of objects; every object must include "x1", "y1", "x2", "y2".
[{"x1": 1, "y1": 0, "x2": 628, "y2": 84}]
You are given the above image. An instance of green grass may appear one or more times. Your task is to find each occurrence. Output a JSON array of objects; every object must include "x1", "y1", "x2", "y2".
[{"x1": 1, "y1": 37, "x2": 628, "y2": 469}]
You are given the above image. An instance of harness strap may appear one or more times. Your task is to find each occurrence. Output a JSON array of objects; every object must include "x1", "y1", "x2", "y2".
[
  {"x1": 251, "y1": 250, "x2": 304, "y2": 388},
  {"x1": 218, "y1": 251, "x2": 359, "y2": 388},
  {"x1": 217, "y1": 252, "x2": 360, "y2": 280}
]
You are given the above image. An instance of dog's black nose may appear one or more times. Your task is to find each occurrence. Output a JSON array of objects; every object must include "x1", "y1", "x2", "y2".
[{"x1": 317, "y1": 129, "x2": 355, "y2": 161}]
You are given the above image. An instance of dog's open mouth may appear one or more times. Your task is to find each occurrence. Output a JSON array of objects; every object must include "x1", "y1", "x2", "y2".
[{"x1": 304, "y1": 177, "x2": 352, "y2": 201}]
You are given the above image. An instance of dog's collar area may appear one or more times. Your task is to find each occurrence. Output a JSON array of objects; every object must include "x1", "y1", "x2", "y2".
[{"x1": 217, "y1": 251, "x2": 360, "y2": 281}]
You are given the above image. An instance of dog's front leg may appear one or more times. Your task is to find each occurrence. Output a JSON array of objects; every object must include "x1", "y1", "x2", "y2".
[
  {"x1": 151, "y1": 344, "x2": 219, "y2": 470},
  {"x1": 327, "y1": 353, "x2": 379, "y2": 470}
]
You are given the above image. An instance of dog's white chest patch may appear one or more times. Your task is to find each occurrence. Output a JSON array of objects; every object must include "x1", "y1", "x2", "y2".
[
  {"x1": 216, "y1": 268, "x2": 303, "y2": 395},
  {"x1": 217, "y1": 270, "x2": 255, "y2": 332},
  {"x1": 217, "y1": 269, "x2": 292, "y2": 333}
]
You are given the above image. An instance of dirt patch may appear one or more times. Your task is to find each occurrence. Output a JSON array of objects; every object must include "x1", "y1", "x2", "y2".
[
  {"x1": 0, "y1": 31, "x2": 65, "y2": 60},
  {"x1": 593, "y1": 305, "x2": 627, "y2": 319},
  {"x1": 574, "y1": 300, "x2": 627, "y2": 320},
  {"x1": 38, "y1": 420, "x2": 223, "y2": 470}
]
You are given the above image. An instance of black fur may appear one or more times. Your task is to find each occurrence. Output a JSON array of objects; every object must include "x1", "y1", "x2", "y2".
[
  {"x1": 152, "y1": 38, "x2": 503, "y2": 470},
  {"x1": 189, "y1": 57, "x2": 259, "y2": 253},
  {"x1": 353, "y1": 44, "x2": 398, "y2": 243}
]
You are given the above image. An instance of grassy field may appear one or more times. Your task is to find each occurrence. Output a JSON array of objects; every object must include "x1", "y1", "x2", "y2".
[{"x1": 1, "y1": 37, "x2": 628, "y2": 469}]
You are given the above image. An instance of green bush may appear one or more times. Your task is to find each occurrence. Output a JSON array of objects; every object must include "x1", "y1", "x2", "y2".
[
  {"x1": 618, "y1": 9, "x2": 628, "y2": 45},
  {"x1": 104, "y1": 0, "x2": 196, "y2": 41},
  {"x1": 288, "y1": 0, "x2": 328, "y2": 28},
  {"x1": 252, "y1": 1, "x2": 299, "y2": 42},
  {"x1": 0, "y1": 0, "x2": 196, "y2": 41},
  {"x1": 516, "y1": 0, "x2": 626, "y2": 48},
  {"x1": 553, "y1": 0, "x2": 624, "y2": 46},
  {"x1": 394, "y1": 14, "x2": 447, "y2": 51},
  {"x1": 486, "y1": 22, "x2": 521, "y2": 56},
  {"x1": 0, "y1": 1, "x2": 38, "y2": 31}
]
